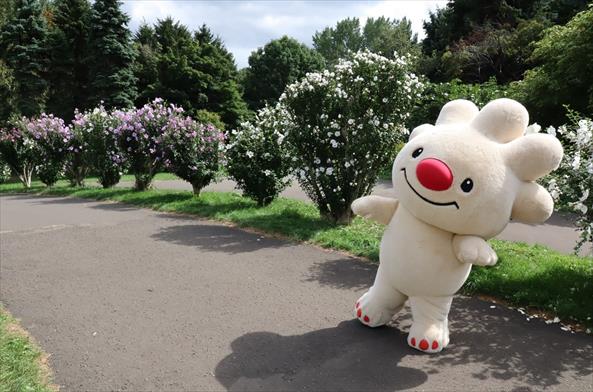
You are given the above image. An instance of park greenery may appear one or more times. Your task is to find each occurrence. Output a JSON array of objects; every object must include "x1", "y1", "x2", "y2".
[{"x1": 0, "y1": 2, "x2": 592, "y2": 383}]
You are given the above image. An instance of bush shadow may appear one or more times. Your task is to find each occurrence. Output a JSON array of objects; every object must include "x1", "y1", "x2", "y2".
[
  {"x1": 215, "y1": 320, "x2": 427, "y2": 391},
  {"x1": 151, "y1": 222, "x2": 289, "y2": 255},
  {"x1": 303, "y1": 258, "x2": 377, "y2": 290}
]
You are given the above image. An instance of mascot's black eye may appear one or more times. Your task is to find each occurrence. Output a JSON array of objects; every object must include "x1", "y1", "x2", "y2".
[
  {"x1": 461, "y1": 178, "x2": 474, "y2": 193},
  {"x1": 412, "y1": 148, "x2": 423, "y2": 158}
]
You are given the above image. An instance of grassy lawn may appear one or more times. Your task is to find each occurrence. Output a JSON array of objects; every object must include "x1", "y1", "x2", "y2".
[
  {"x1": 0, "y1": 306, "x2": 55, "y2": 392},
  {"x1": 1, "y1": 181, "x2": 592, "y2": 329}
]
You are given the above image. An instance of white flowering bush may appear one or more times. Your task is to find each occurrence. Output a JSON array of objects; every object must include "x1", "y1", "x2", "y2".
[
  {"x1": 540, "y1": 112, "x2": 592, "y2": 254},
  {"x1": 279, "y1": 50, "x2": 423, "y2": 223},
  {"x1": 70, "y1": 105, "x2": 125, "y2": 188},
  {"x1": 226, "y1": 104, "x2": 293, "y2": 205},
  {"x1": 0, "y1": 161, "x2": 10, "y2": 183}
]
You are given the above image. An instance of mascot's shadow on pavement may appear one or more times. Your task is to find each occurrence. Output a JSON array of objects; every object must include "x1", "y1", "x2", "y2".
[
  {"x1": 215, "y1": 299, "x2": 592, "y2": 391},
  {"x1": 214, "y1": 319, "x2": 427, "y2": 392}
]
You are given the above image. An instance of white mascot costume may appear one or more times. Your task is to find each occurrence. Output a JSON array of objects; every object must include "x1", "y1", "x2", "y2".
[{"x1": 351, "y1": 98, "x2": 563, "y2": 353}]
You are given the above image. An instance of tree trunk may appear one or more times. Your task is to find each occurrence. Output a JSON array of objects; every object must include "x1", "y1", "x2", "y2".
[
  {"x1": 192, "y1": 184, "x2": 201, "y2": 196},
  {"x1": 19, "y1": 165, "x2": 32, "y2": 188},
  {"x1": 333, "y1": 209, "x2": 353, "y2": 225}
]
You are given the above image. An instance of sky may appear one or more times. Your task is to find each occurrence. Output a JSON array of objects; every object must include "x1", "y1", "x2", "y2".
[{"x1": 121, "y1": 1, "x2": 445, "y2": 69}]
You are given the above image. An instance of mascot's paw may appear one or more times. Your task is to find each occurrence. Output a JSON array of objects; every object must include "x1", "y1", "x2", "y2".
[
  {"x1": 354, "y1": 292, "x2": 394, "y2": 328},
  {"x1": 407, "y1": 323, "x2": 449, "y2": 354},
  {"x1": 454, "y1": 235, "x2": 498, "y2": 266}
]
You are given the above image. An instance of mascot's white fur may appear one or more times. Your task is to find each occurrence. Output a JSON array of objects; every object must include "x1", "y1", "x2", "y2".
[{"x1": 351, "y1": 98, "x2": 563, "y2": 353}]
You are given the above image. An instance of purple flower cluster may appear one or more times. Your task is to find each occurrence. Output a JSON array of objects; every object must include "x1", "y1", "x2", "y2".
[{"x1": 25, "y1": 114, "x2": 72, "y2": 147}]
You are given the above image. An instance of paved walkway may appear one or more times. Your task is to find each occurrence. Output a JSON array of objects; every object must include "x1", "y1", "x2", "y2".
[
  {"x1": 118, "y1": 178, "x2": 592, "y2": 256},
  {"x1": 1, "y1": 194, "x2": 591, "y2": 391}
]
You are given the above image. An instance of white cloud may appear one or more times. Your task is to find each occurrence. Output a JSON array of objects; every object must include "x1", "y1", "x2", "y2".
[{"x1": 121, "y1": 0, "x2": 446, "y2": 68}]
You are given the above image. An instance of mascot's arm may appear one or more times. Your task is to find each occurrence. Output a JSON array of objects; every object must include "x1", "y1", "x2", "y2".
[
  {"x1": 452, "y1": 235, "x2": 498, "y2": 266},
  {"x1": 351, "y1": 196, "x2": 398, "y2": 225}
]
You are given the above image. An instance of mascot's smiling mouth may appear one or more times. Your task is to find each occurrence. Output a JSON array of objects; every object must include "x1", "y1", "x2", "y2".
[{"x1": 401, "y1": 168, "x2": 459, "y2": 209}]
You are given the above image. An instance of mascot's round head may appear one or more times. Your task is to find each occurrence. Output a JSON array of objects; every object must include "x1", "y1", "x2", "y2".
[{"x1": 392, "y1": 98, "x2": 563, "y2": 238}]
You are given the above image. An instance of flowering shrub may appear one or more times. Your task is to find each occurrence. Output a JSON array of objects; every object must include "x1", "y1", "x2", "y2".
[
  {"x1": 0, "y1": 161, "x2": 10, "y2": 183},
  {"x1": 0, "y1": 160, "x2": 10, "y2": 183},
  {"x1": 279, "y1": 50, "x2": 423, "y2": 223},
  {"x1": 162, "y1": 116, "x2": 224, "y2": 195},
  {"x1": 0, "y1": 121, "x2": 37, "y2": 188},
  {"x1": 542, "y1": 113, "x2": 593, "y2": 254},
  {"x1": 226, "y1": 104, "x2": 293, "y2": 205},
  {"x1": 27, "y1": 114, "x2": 71, "y2": 186},
  {"x1": 114, "y1": 98, "x2": 176, "y2": 190},
  {"x1": 70, "y1": 105, "x2": 125, "y2": 188}
]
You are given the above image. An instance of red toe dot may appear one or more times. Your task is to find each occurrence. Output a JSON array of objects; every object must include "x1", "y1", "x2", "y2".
[
  {"x1": 363, "y1": 315, "x2": 370, "y2": 323},
  {"x1": 432, "y1": 340, "x2": 439, "y2": 350},
  {"x1": 419, "y1": 339, "x2": 429, "y2": 350},
  {"x1": 356, "y1": 302, "x2": 360, "y2": 308},
  {"x1": 357, "y1": 309, "x2": 362, "y2": 318},
  {"x1": 411, "y1": 338, "x2": 416, "y2": 346}
]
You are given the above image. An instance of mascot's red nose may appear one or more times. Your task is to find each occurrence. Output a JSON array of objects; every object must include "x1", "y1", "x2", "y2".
[{"x1": 416, "y1": 158, "x2": 453, "y2": 191}]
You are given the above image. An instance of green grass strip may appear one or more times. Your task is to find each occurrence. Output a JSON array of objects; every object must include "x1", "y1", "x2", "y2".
[
  {"x1": 0, "y1": 306, "x2": 55, "y2": 392},
  {"x1": 1, "y1": 182, "x2": 592, "y2": 328}
]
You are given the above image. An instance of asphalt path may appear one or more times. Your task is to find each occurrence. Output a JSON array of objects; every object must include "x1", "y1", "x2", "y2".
[
  {"x1": 1, "y1": 194, "x2": 592, "y2": 391},
  {"x1": 115, "y1": 178, "x2": 592, "y2": 257}
]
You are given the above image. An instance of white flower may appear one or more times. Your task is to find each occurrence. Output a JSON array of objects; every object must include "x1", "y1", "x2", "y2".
[
  {"x1": 525, "y1": 123, "x2": 541, "y2": 135},
  {"x1": 264, "y1": 169, "x2": 272, "y2": 176},
  {"x1": 545, "y1": 126, "x2": 557, "y2": 136},
  {"x1": 246, "y1": 151, "x2": 254, "y2": 158},
  {"x1": 326, "y1": 167, "x2": 334, "y2": 175}
]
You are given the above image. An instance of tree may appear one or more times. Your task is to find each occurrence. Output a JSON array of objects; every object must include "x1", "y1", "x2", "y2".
[
  {"x1": 0, "y1": 0, "x2": 16, "y2": 28},
  {"x1": 0, "y1": 60, "x2": 16, "y2": 126},
  {"x1": 420, "y1": 0, "x2": 590, "y2": 83},
  {"x1": 518, "y1": 6, "x2": 593, "y2": 125},
  {"x1": 133, "y1": 19, "x2": 248, "y2": 129},
  {"x1": 46, "y1": 0, "x2": 91, "y2": 121},
  {"x1": 242, "y1": 36, "x2": 324, "y2": 111},
  {"x1": 133, "y1": 23, "x2": 160, "y2": 105},
  {"x1": 0, "y1": 0, "x2": 49, "y2": 117},
  {"x1": 87, "y1": 0, "x2": 137, "y2": 109},
  {"x1": 313, "y1": 17, "x2": 420, "y2": 65}
]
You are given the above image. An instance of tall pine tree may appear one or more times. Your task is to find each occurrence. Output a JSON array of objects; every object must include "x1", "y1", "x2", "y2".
[
  {"x1": 0, "y1": 0, "x2": 49, "y2": 117},
  {"x1": 47, "y1": 0, "x2": 91, "y2": 121},
  {"x1": 87, "y1": 0, "x2": 136, "y2": 109}
]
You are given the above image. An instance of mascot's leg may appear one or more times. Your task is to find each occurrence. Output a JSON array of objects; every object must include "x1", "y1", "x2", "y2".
[
  {"x1": 407, "y1": 296, "x2": 452, "y2": 353},
  {"x1": 354, "y1": 265, "x2": 407, "y2": 327}
]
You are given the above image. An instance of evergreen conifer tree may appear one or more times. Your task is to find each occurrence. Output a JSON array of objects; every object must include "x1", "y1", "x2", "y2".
[
  {"x1": 47, "y1": 0, "x2": 91, "y2": 120},
  {"x1": 0, "y1": 0, "x2": 49, "y2": 117},
  {"x1": 87, "y1": 0, "x2": 136, "y2": 109}
]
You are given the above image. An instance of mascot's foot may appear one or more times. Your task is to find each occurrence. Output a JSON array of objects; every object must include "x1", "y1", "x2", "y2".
[
  {"x1": 353, "y1": 292, "x2": 396, "y2": 328},
  {"x1": 407, "y1": 322, "x2": 449, "y2": 353}
]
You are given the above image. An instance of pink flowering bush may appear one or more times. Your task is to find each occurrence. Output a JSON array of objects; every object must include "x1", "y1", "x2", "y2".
[
  {"x1": 26, "y1": 114, "x2": 72, "y2": 186},
  {"x1": 114, "y1": 98, "x2": 178, "y2": 190},
  {"x1": 162, "y1": 115, "x2": 224, "y2": 196},
  {"x1": 70, "y1": 105, "x2": 125, "y2": 188},
  {"x1": 279, "y1": 50, "x2": 423, "y2": 223},
  {"x1": 226, "y1": 104, "x2": 293, "y2": 205},
  {"x1": 0, "y1": 121, "x2": 37, "y2": 188}
]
